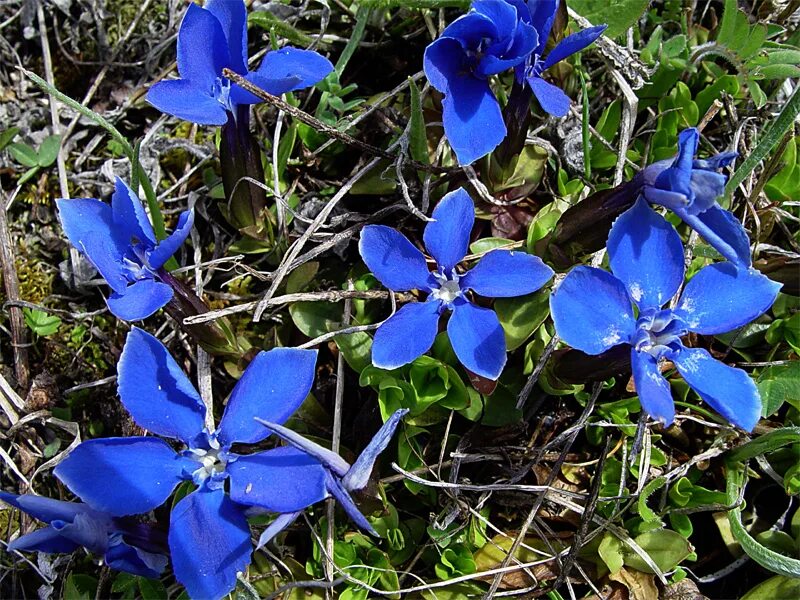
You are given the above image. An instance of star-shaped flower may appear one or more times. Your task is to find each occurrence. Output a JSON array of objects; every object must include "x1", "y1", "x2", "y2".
[
  {"x1": 1, "y1": 492, "x2": 168, "y2": 579},
  {"x1": 54, "y1": 328, "x2": 318, "y2": 599},
  {"x1": 550, "y1": 198, "x2": 781, "y2": 430},
  {"x1": 359, "y1": 188, "x2": 554, "y2": 380},
  {"x1": 146, "y1": 0, "x2": 333, "y2": 125},
  {"x1": 57, "y1": 178, "x2": 193, "y2": 321}
]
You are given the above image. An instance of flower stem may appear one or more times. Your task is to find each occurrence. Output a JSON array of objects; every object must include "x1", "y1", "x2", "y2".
[{"x1": 494, "y1": 78, "x2": 533, "y2": 171}]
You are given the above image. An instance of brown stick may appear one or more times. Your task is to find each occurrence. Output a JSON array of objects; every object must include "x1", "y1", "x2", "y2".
[
  {"x1": 0, "y1": 199, "x2": 29, "y2": 390},
  {"x1": 221, "y1": 68, "x2": 452, "y2": 174}
]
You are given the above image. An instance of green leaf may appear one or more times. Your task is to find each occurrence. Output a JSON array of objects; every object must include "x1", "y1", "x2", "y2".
[
  {"x1": 624, "y1": 529, "x2": 693, "y2": 573},
  {"x1": 138, "y1": 577, "x2": 168, "y2": 600},
  {"x1": 289, "y1": 301, "x2": 342, "y2": 338},
  {"x1": 758, "y1": 362, "x2": 800, "y2": 416},
  {"x1": 0, "y1": 127, "x2": 19, "y2": 151},
  {"x1": 726, "y1": 427, "x2": 800, "y2": 463},
  {"x1": 248, "y1": 11, "x2": 314, "y2": 47},
  {"x1": 570, "y1": 0, "x2": 650, "y2": 38},
  {"x1": 7, "y1": 142, "x2": 39, "y2": 168},
  {"x1": 495, "y1": 290, "x2": 550, "y2": 351},
  {"x1": 468, "y1": 237, "x2": 514, "y2": 254},
  {"x1": 23, "y1": 308, "x2": 61, "y2": 337},
  {"x1": 334, "y1": 330, "x2": 372, "y2": 373},
  {"x1": 599, "y1": 532, "x2": 625, "y2": 573},
  {"x1": 37, "y1": 134, "x2": 61, "y2": 167},
  {"x1": 753, "y1": 63, "x2": 800, "y2": 80},
  {"x1": 742, "y1": 575, "x2": 800, "y2": 600},
  {"x1": 64, "y1": 574, "x2": 97, "y2": 600},
  {"x1": 408, "y1": 78, "x2": 429, "y2": 166}
]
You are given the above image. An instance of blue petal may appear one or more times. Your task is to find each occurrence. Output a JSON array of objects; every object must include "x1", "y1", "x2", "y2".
[
  {"x1": 228, "y1": 446, "x2": 328, "y2": 512},
  {"x1": 105, "y1": 541, "x2": 168, "y2": 579},
  {"x1": 0, "y1": 491, "x2": 98, "y2": 525},
  {"x1": 81, "y1": 231, "x2": 129, "y2": 294},
  {"x1": 359, "y1": 225, "x2": 434, "y2": 292},
  {"x1": 607, "y1": 198, "x2": 685, "y2": 310},
  {"x1": 51, "y1": 512, "x2": 109, "y2": 554},
  {"x1": 687, "y1": 169, "x2": 726, "y2": 214},
  {"x1": 54, "y1": 437, "x2": 192, "y2": 516},
  {"x1": 672, "y1": 346, "x2": 761, "y2": 431},
  {"x1": 461, "y1": 249, "x2": 553, "y2": 297},
  {"x1": 642, "y1": 185, "x2": 690, "y2": 212},
  {"x1": 146, "y1": 80, "x2": 229, "y2": 126},
  {"x1": 204, "y1": 0, "x2": 248, "y2": 74},
  {"x1": 239, "y1": 47, "x2": 333, "y2": 101},
  {"x1": 631, "y1": 349, "x2": 675, "y2": 426},
  {"x1": 256, "y1": 511, "x2": 301, "y2": 549},
  {"x1": 251, "y1": 420, "x2": 351, "y2": 476},
  {"x1": 472, "y1": 0, "x2": 518, "y2": 41},
  {"x1": 176, "y1": 4, "x2": 229, "y2": 87},
  {"x1": 542, "y1": 25, "x2": 607, "y2": 70},
  {"x1": 325, "y1": 472, "x2": 378, "y2": 535},
  {"x1": 654, "y1": 128, "x2": 697, "y2": 197},
  {"x1": 107, "y1": 279, "x2": 174, "y2": 321},
  {"x1": 342, "y1": 408, "x2": 409, "y2": 491},
  {"x1": 111, "y1": 178, "x2": 156, "y2": 246},
  {"x1": 440, "y1": 13, "x2": 499, "y2": 51},
  {"x1": 550, "y1": 266, "x2": 636, "y2": 355},
  {"x1": 424, "y1": 37, "x2": 505, "y2": 165},
  {"x1": 676, "y1": 204, "x2": 752, "y2": 267},
  {"x1": 169, "y1": 487, "x2": 251, "y2": 600},
  {"x1": 447, "y1": 299, "x2": 507, "y2": 380},
  {"x1": 528, "y1": 75, "x2": 571, "y2": 117},
  {"x1": 424, "y1": 188, "x2": 475, "y2": 272},
  {"x1": 693, "y1": 151, "x2": 737, "y2": 171},
  {"x1": 216, "y1": 348, "x2": 318, "y2": 446},
  {"x1": 476, "y1": 20, "x2": 537, "y2": 78},
  {"x1": 7, "y1": 527, "x2": 80, "y2": 554},
  {"x1": 118, "y1": 328, "x2": 206, "y2": 446},
  {"x1": 674, "y1": 262, "x2": 781, "y2": 335},
  {"x1": 148, "y1": 209, "x2": 194, "y2": 270},
  {"x1": 528, "y1": 0, "x2": 559, "y2": 54},
  {"x1": 372, "y1": 301, "x2": 442, "y2": 370}
]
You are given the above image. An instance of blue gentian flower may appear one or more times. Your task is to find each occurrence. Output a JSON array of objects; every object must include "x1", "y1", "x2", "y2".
[
  {"x1": 0, "y1": 492, "x2": 167, "y2": 579},
  {"x1": 359, "y1": 188, "x2": 554, "y2": 380},
  {"x1": 550, "y1": 198, "x2": 781, "y2": 431},
  {"x1": 613, "y1": 127, "x2": 750, "y2": 266},
  {"x1": 56, "y1": 178, "x2": 193, "y2": 321},
  {"x1": 423, "y1": 0, "x2": 605, "y2": 164},
  {"x1": 53, "y1": 328, "x2": 318, "y2": 600},
  {"x1": 146, "y1": 0, "x2": 333, "y2": 125},
  {"x1": 243, "y1": 409, "x2": 409, "y2": 548}
]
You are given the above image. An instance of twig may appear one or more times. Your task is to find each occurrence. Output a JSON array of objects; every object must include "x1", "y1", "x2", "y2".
[
  {"x1": 222, "y1": 68, "x2": 450, "y2": 174},
  {"x1": 0, "y1": 196, "x2": 29, "y2": 390}
]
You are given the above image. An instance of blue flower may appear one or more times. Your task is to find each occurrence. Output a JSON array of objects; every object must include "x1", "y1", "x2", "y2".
[
  {"x1": 616, "y1": 127, "x2": 750, "y2": 267},
  {"x1": 242, "y1": 409, "x2": 409, "y2": 548},
  {"x1": 550, "y1": 198, "x2": 781, "y2": 431},
  {"x1": 516, "y1": 0, "x2": 606, "y2": 117},
  {"x1": 359, "y1": 188, "x2": 554, "y2": 380},
  {"x1": 53, "y1": 328, "x2": 318, "y2": 600},
  {"x1": 56, "y1": 178, "x2": 193, "y2": 321},
  {"x1": 423, "y1": 0, "x2": 604, "y2": 164},
  {"x1": 146, "y1": 0, "x2": 333, "y2": 125},
  {"x1": 0, "y1": 491, "x2": 167, "y2": 579}
]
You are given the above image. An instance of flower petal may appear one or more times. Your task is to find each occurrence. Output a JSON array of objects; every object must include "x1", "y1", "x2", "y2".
[
  {"x1": 110, "y1": 178, "x2": 156, "y2": 246},
  {"x1": 676, "y1": 204, "x2": 752, "y2": 267},
  {"x1": 693, "y1": 151, "x2": 737, "y2": 171},
  {"x1": 252, "y1": 420, "x2": 351, "y2": 476},
  {"x1": 245, "y1": 47, "x2": 333, "y2": 97},
  {"x1": 654, "y1": 128, "x2": 696, "y2": 198},
  {"x1": 81, "y1": 231, "x2": 129, "y2": 294},
  {"x1": 204, "y1": 0, "x2": 248, "y2": 74},
  {"x1": 148, "y1": 209, "x2": 194, "y2": 270},
  {"x1": 54, "y1": 438, "x2": 191, "y2": 516},
  {"x1": 372, "y1": 301, "x2": 442, "y2": 370},
  {"x1": 228, "y1": 446, "x2": 328, "y2": 512},
  {"x1": 642, "y1": 185, "x2": 690, "y2": 212},
  {"x1": 105, "y1": 541, "x2": 168, "y2": 579},
  {"x1": 528, "y1": 75, "x2": 571, "y2": 117},
  {"x1": 169, "y1": 487, "x2": 251, "y2": 600},
  {"x1": 359, "y1": 225, "x2": 434, "y2": 292},
  {"x1": 256, "y1": 511, "x2": 301, "y2": 549},
  {"x1": 176, "y1": 3, "x2": 229, "y2": 87},
  {"x1": 216, "y1": 348, "x2": 318, "y2": 446},
  {"x1": 325, "y1": 472, "x2": 377, "y2": 535},
  {"x1": 342, "y1": 408, "x2": 409, "y2": 491},
  {"x1": 672, "y1": 346, "x2": 761, "y2": 431},
  {"x1": 631, "y1": 349, "x2": 675, "y2": 426},
  {"x1": 550, "y1": 266, "x2": 636, "y2": 355},
  {"x1": 0, "y1": 491, "x2": 97, "y2": 525},
  {"x1": 146, "y1": 80, "x2": 229, "y2": 125},
  {"x1": 7, "y1": 527, "x2": 80, "y2": 554},
  {"x1": 461, "y1": 249, "x2": 553, "y2": 297},
  {"x1": 424, "y1": 187, "x2": 475, "y2": 272},
  {"x1": 675, "y1": 262, "x2": 781, "y2": 334},
  {"x1": 440, "y1": 13, "x2": 498, "y2": 51},
  {"x1": 472, "y1": 0, "x2": 518, "y2": 40},
  {"x1": 107, "y1": 279, "x2": 174, "y2": 321},
  {"x1": 528, "y1": 0, "x2": 559, "y2": 54},
  {"x1": 447, "y1": 299, "x2": 506, "y2": 380},
  {"x1": 542, "y1": 25, "x2": 607, "y2": 70},
  {"x1": 118, "y1": 328, "x2": 206, "y2": 446},
  {"x1": 687, "y1": 169, "x2": 726, "y2": 214},
  {"x1": 607, "y1": 198, "x2": 685, "y2": 310},
  {"x1": 51, "y1": 513, "x2": 109, "y2": 554}
]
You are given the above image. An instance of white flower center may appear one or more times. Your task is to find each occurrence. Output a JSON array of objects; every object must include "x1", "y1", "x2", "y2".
[
  {"x1": 188, "y1": 440, "x2": 226, "y2": 483},
  {"x1": 432, "y1": 279, "x2": 461, "y2": 303}
]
